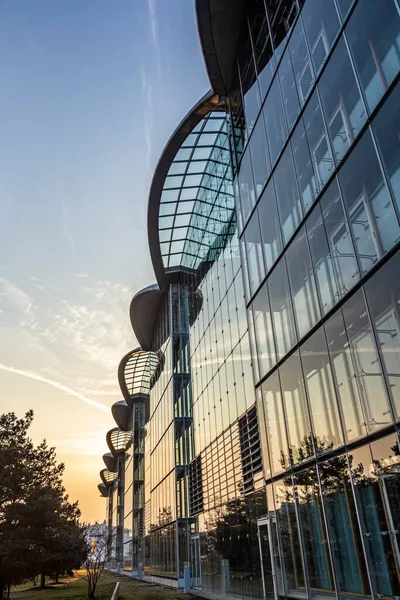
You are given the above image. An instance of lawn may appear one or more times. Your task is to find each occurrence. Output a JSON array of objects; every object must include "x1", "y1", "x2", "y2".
[{"x1": 9, "y1": 571, "x2": 187, "y2": 600}]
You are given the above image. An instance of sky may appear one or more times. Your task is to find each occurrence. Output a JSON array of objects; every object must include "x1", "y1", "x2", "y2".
[{"x1": 0, "y1": 0, "x2": 209, "y2": 522}]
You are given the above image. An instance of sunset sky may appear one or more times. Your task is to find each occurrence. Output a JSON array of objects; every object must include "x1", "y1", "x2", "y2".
[{"x1": 0, "y1": 0, "x2": 209, "y2": 522}]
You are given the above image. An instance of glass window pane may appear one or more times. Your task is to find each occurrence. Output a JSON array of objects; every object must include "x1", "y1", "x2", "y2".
[
  {"x1": 286, "y1": 227, "x2": 320, "y2": 339},
  {"x1": 249, "y1": 4, "x2": 276, "y2": 99},
  {"x1": 373, "y1": 81, "x2": 400, "y2": 217},
  {"x1": 256, "y1": 387, "x2": 271, "y2": 480},
  {"x1": 301, "y1": 0, "x2": 341, "y2": 75},
  {"x1": 364, "y1": 252, "x2": 400, "y2": 419},
  {"x1": 336, "y1": 0, "x2": 354, "y2": 20},
  {"x1": 238, "y1": 146, "x2": 256, "y2": 227},
  {"x1": 339, "y1": 129, "x2": 400, "y2": 273},
  {"x1": 291, "y1": 119, "x2": 318, "y2": 214},
  {"x1": 279, "y1": 351, "x2": 313, "y2": 464},
  {"x1": 261, "y1": 371, "x2": 289, "y2": 475},
  {"x1": 252, "y1": 281, "x2": 276, "y2": 378},
  {"x1": 274, "y1": 145, "x2": 303, "y2": 245},
  {"x1": 279, "y1": 48, "x2": 300, "y2": 130},
  {"x1": 319, "y1": 455, "x2": 370, "y2": 597},
  {"x1": 349, "y1": 442, "x2": 400, "y2": 599},
  {"x1": 263, "y1": 77, "x2": 288, "y2": 165},
  {"x1": 303, "y1": 90, "x2": 334, "y2": 189},
  {"x1": 289, "y1": 18, "x2": 315, "y2": 105},
  {"x1": 342, "y1": 289, "x2": 393, "y2": 431},
  {"x1": 273, "y1": 477, "x2": 307, "y2": 597},
  {"x1": 319, "y1": 38, "x2": 366, "y2": 163},
  {"x1": 324, "y1": 309, "x2": 369, "y2": 442},
  {"x1": 244, "y1": 208, "x2": 265, "y2": 297},
  {"x1": 268, "y1": 0, "x2": 298, "y2": 64},
  {"x1": 295, "y1": 467, "x2": 335, "y2": 595},
  {"x1": 268, "y1": 258, "x2": 296, "y2": 360},
  {"x1": 300, "y1": 327, "x2": 343, "y2": 452},
  {"x1": 250, "y1": 113, "x2": 271, "y2": 199},
  {"x1": 258, "y1": 180, "x2": 283, "y2": 273},
  {"x1": 319, "y1": 179, "x2": 360, "y2": 303},
  {"x1": 346, "y1": 0, "x2": 400, "y2": 113}
]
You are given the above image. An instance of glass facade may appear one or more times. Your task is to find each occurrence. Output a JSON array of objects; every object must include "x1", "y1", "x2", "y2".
[{"x1": 98, "y1": 1, "x2": 400, "y2": 598}]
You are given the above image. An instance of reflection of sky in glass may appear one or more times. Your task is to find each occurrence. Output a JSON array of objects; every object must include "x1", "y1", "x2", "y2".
[{"x1": 159, "y1": 106, "x2": 235, "y2": 271}]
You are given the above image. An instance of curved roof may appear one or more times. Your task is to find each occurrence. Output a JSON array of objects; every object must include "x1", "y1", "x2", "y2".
[
  {"x1": 148, "y1": 91, "x2": 235, "y2": 289},
  {"x1": 196, "y1": 0, "x2": 247, "y2": 95},
  {"x1": 111, "y1": 400, "x2": 133, "y2": 432},
  {"x1": 118, "y1": 348, "x2": 162, "y2": 402},
  {"x1": 103, "y1": 452, "x2": 118, "y2": 473},
  {"x1": 100, "y1": 468, "x2": 118, "y2": 486},
  {"x1": 106, "y1": 427, "x2": 133, "y2": 456},
  {"x1": 129, "y1": 284, "x2": 165, "y2": 351}
]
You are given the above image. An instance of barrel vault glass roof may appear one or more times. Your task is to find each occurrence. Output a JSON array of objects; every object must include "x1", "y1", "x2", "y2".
[{"x1": 158, "y1": 102, "x2": 235, "y2": 271}]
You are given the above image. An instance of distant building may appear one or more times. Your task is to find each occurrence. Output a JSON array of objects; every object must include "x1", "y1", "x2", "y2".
[{"x1": 98, "y1": 0, "x2": 400, "y2": 598}]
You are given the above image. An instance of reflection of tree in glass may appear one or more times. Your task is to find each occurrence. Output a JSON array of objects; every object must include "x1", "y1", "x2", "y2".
[{"x1": 204, "y1": 489, "x2": 265, "y2": 574}]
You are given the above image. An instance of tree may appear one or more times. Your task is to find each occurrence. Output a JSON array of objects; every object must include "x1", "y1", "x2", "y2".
[
  {"x1": 80, "y1": 522, "x2": 109, "y2": 598},
  {"x1": 0, "y1": 411, "x2": 86, "y2": 598}
]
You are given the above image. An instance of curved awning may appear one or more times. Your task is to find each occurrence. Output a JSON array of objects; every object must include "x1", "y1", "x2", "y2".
[
  {"x1": 111, "y1": 400, "x2": 133, "y2": 432},
  {"x1": 106, "y1": 427, "x2": 133, "y2": 456},
  {"x1": 148, "y1": 91, "x2": 235, "y2": 289},
  {"x1": 103, "y1": 452, "x2": 118, "y2": 473},
  {"x1": 100, "y1": 468, "x2": 118, "y2": 487},
  {"x1": 129, "y1": 284, "x2": 165, "y2": 351},
  {"x1": 98, "y1": 483, "x2": 109, "y2": 498},
  {"x1": 196, "y1": 0, "x2": 247, "y2": 95},
  {"x1": 118, "y1": 348, "x2": 162, "y2": 403}
]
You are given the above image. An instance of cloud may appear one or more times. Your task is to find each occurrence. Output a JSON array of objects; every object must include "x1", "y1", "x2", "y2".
[
  {"x1": 0, "y1": 362, "x2": 110, "y2": 413},
  {"x1": 140, "y1": 69, "x2": 153, "y2": 172},
  {"x1": 147, "y1": 0, "x2": 158, "y2": 52},
  {"x1": 0, "y1": 277, "x2": 36, "y2": 328},
  {"x1": 77, "y1": 273, "x2": 89, "y2": 278}
]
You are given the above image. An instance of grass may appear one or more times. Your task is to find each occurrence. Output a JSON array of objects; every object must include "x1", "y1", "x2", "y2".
[{"x1": 9, "y1": 570, "x2": 187, "y2": 600}]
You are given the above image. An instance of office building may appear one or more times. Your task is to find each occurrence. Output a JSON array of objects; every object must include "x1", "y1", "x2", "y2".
[{"x1": 98, "y1": 1, "x2": 400, "y2": 598}]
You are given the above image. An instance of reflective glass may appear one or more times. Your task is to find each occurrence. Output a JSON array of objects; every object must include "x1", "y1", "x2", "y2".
[
  {"x1": 301, "y1": 0, "x2": 341, "y2": 75},
  {"x1": 239, "y1": 21, "x2": 261, "y2": 137},
  {"x1": 280, "y1": 352, "x2": 313, "y2": 464},
  {"x1": 257, "y1": 179, "x2": 283, "y2": 272},
  {"x1": 252, "y1": 281, "x2": 276, "y2": 378},
  {"x1": 249, "y1": 3, "x2": 276, "y2": 99},
  {"x1": 274, "y1": 145, "x2": 303, "y2": 245},
  {"x1": 244, "y1": 209, "x2": 264, "y2": 297},
  {"x1": 346, "y1": 0, "x2": 400, "y2": 113},
  {"x1": 302, "y1": 90, "x2": 334, "y2": 190},
  {"x1": 300, "y1": 327, "x2": 343, "y2": 452},
  {"x1": 319, "y1": 37, "x2": 366, "y2": 164},
  {"x1": 263, "y1": 77, "x2": 288, "y2": 166},
  {"x1": 373, "y1": 81, "x2": 400, "y2": 217},
  {"x1": 286, "y1": 227, "x2": 320, "y2": 339},
  {"x1": 342, "y1": 289, "x2": 393, "y2": 431},
  {"x1": 288, "y1": 18, "x2": 314, "y2": 105},
  {"x1": 336, "y1": 0, "x2": 354, "y2": 20},
  {"x1": 279, "y1": 48, "x2": 300, "y2": 130},
  {"x1": 295, "y1": 467, "x2": 335, "y2": 595},
  {"x1": 319, "y1": 455, "x2": 370, "y2": 597},
  {"x1": 250, "y1": 113, "x2": 271, "y2": 199},
  {"x1": 274, "y1": 476, "x2": 307, "y2": 597},
  {"x1": 324, "y1": 309, "x2": 368, "y2": 442},
  {"x1": 349, "y1": 441, "x2": 400, "y2": 598},
  {"x1": 261, "y1": 371, "x2": 289, "y2": 475},
  {"x1": 237, "y1": 146, "x2": 256, "y2": 227},
  {"x1": 268, "y1": 258, "x2": 296, "y2": 360},
  {"x1": 319, "y1": 179, "x2": 359, "y2": 301},
  {"x1": 291, "y1": 120, "x2": 318, "y2": 214},
  {"x1": 365, "y1": 253, "x2": 400, "y2": 419},
  {"x1": 268, "y1": 0, "x2": 298, "y2": 64},
  {"x1": 339, "y1": 129, "x2": 400, "y2": 273}
]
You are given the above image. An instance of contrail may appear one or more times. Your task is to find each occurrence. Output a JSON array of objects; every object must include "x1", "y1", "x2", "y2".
[{"x1": 0, "y1": 363, "x2": 109, "y2": 413}]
